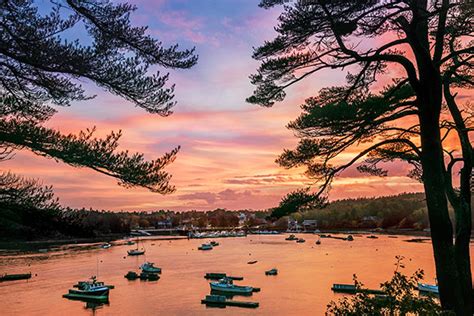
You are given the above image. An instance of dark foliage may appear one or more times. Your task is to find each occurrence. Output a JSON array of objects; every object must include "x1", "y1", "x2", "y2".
[
  {"x1": 250, "y1": 0, "x2": 473, "y2": 312},
  {"x1": 271, "y1": 187, "x2": 326, "y2": 218},
  {"x1": 0, "y1": 0, "x2": 197, "y2": 193},
  {"x1": 327, "y1": 257, "x2": 442, "y2": 315}
]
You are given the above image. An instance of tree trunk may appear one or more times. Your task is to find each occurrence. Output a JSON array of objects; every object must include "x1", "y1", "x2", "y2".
[
  {"x1": 419, "y1": 113, "x2": 466, "y2": 314},
  {"x1": 444, "y1": 77, "x2": 473, "y2": 315}
]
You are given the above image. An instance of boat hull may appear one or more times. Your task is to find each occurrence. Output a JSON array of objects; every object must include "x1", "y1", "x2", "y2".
[
  {"x1": 68, "y1": 287, "x2": 109, "y2": 297},
  {"x1": 128, "y1": 250, "x2": 145, "y2": 256},
  {"x1": 210, "y1": 283, "x2": 253, "y2": 294}
]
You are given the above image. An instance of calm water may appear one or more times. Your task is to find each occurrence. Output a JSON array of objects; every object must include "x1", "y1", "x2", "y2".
[{"x1": 0, "y1": 234, "x2": 460, "y2": 315}]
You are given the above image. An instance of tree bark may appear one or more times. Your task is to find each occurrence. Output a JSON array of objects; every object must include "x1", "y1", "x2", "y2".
[
  {"x1": 444, "y1": 79, "x2": 473, "y2": 315},
  {"x1": 419, "y1": 109, "x2": 465, "y2": 314},
  {"x1": 408, "y1": 2, "x2": 468, "y2": 312}
]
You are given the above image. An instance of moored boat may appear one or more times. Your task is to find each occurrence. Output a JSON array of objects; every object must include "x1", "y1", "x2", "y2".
[
  {"x1": 265, "y1": 268, "x2": 278, "y2": 276},
  {"x1": 124, "y1": 271, "x2": 139, "y2": 280},
  {"x1": 198, "y1": 243, "x2": 213, "y2": 250},
  {"x1": 418, "y1": 283, "x2": 439, "y2": 294},
  {"x1": 127, "y1": 236, "x2": 145, "y2": 256},
  {"x1": 210, "y1": 277, "x2": 253, "y2": 294},
  {"x1": 210, "y1": 241, "x2": 219, "y2": 246},
  {"x1": 140, "y1": 262, "x2": 161, "y2": 274},
  {"x1": 65, "y1": 276, "x2": 110, "y2": 300},
  {"x1": 296, "y1": 238, "x2": 305, "y2": 243},
  {"x1": 127, "y1": 249, "x2": 145, "y2": 256},
  {"x1": 285, "y1": 234, "x2": 298, "y2": 241},
  {"x1": 101, "y1": 243, "x2": 112, "y2": 249}
]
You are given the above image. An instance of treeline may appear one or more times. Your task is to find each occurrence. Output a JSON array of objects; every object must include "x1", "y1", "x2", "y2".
[
  {"x1": 0, "y1": 172, "x2": 270, "y2": 240},
  {"x1": 2, "y1": 172, "x2": 468, "y2": 240},
  {"x1": 296, "y1": 193, "x2": 430, "y2": 230}
]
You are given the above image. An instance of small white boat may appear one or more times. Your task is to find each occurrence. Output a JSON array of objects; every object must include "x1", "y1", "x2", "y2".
[
  {"x1": 101, "y1": 243, "x2": 112, "y2": 249},
  {"x1": 210, "y1": 277, "x2": 253, "y2": 294},
  {"x1": 127, "y1": 237, "x2": 145, "y2": 255},
  {"x1": 418, "y1": 283, "x2": 439, "y2": 294},
  {"x1": 198, "y1": 243, "x2": 213, "y2": 250},
  {"x1": 140, "y1": 262, "x2": 161, "y2": 273}
]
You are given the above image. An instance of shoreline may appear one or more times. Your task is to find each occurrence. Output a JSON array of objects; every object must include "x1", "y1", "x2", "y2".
[{"x1": 0, "y1": 228, "x2": 434, "y2": 256}]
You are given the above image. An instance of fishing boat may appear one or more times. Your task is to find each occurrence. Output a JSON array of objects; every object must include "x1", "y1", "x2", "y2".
[
  {"x1": 247, "y1": 260, "x2": 258, "y2": 264},
  {"x1": 64, "y1": 276, "x2": 110, "y2": 301},
  {"x1": 346, "y1": 235, "x2": 354, "y2": 241},
  {"x1": 296, "y1": 238, "x2": 306, "y2": 243},
  {"x1": 140, "y1": 262, "x2": 161, "y2": 274},
  {"x1": 315, "y1": 239, "x2": 321, "y2": 245},
  {"x1": 210, "y1": 241, "x2": 219, "y2": 246},
  {"x1": 418, "y1": 283, "x2": 439, "y2": 294},
  {"x1": 210, "y1": 277, "x2": 253, "y2": 294},
  {"x1": 198, "y1": 243, "x2": 213, "y2": 250},
  {"x1": 0, "y1": 273, "x2": 31, "y2": 282},
  {"x1": 265, "y1": 268, "x2": 278, "y2": 276},
  {"x1": 285, "y1": 234, "x2": 298, "y2": 241},
  {"x1": 127, "y1": 237, "x2": 145, "y2": 256},
  {"x1": 367, "y1": 235, "x2": 378, "y2": 239}
]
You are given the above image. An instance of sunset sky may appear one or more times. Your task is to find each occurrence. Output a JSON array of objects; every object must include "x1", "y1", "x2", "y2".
[{"x1": 8, "y1": 0, "x2": 427, "y2": 211}]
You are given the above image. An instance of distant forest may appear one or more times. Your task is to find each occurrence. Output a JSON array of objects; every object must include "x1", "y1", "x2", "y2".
[{"x1": 3, "y1": 173, "x2": 466, "y2": 241}]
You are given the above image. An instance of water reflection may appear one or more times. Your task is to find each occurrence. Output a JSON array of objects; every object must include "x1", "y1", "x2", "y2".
[{"x1": 1, "y1": 234, "x2": 470, "y2": 315}]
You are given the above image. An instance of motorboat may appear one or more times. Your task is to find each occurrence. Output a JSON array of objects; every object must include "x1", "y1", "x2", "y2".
[
  {"x1": 198, "y1": 243, "x2": 213, "y2": 250},
  {"x1": 66, "y1": 276, "x2": 110, "y2": 299},
  {"x1": 210, "y1": 277, "x2": 253, "y2": 294},
  {"x1": 140, "y1": 262, "x2": 161, "y2": 274}
]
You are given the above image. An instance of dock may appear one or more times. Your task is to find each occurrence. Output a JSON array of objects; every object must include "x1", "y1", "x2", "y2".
[
  {"x1": 331, "y1": 283, "x2": 384, "y2": 295},
  {"x1": 201, "y1": 295, "x2": 259, "y2": 308},
  {"x1": 204, "y1": 273, "x2": 243, "y2": 280},
  {"x1": 0, "y1": 273, "x2": 31, "y2": 282}
]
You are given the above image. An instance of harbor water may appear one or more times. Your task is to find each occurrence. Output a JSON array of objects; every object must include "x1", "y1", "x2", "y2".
[{"x1": 0, "y1": 234, "x2": 462, "y2": 315}]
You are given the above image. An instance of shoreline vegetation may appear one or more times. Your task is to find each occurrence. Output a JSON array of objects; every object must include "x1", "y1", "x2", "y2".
[
  {"x1": 2, "y1": 191, "x2": 462, "y2": 254},
  {"x1": 0, "y1": 192, "x2": 459, "y2": 240}
]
